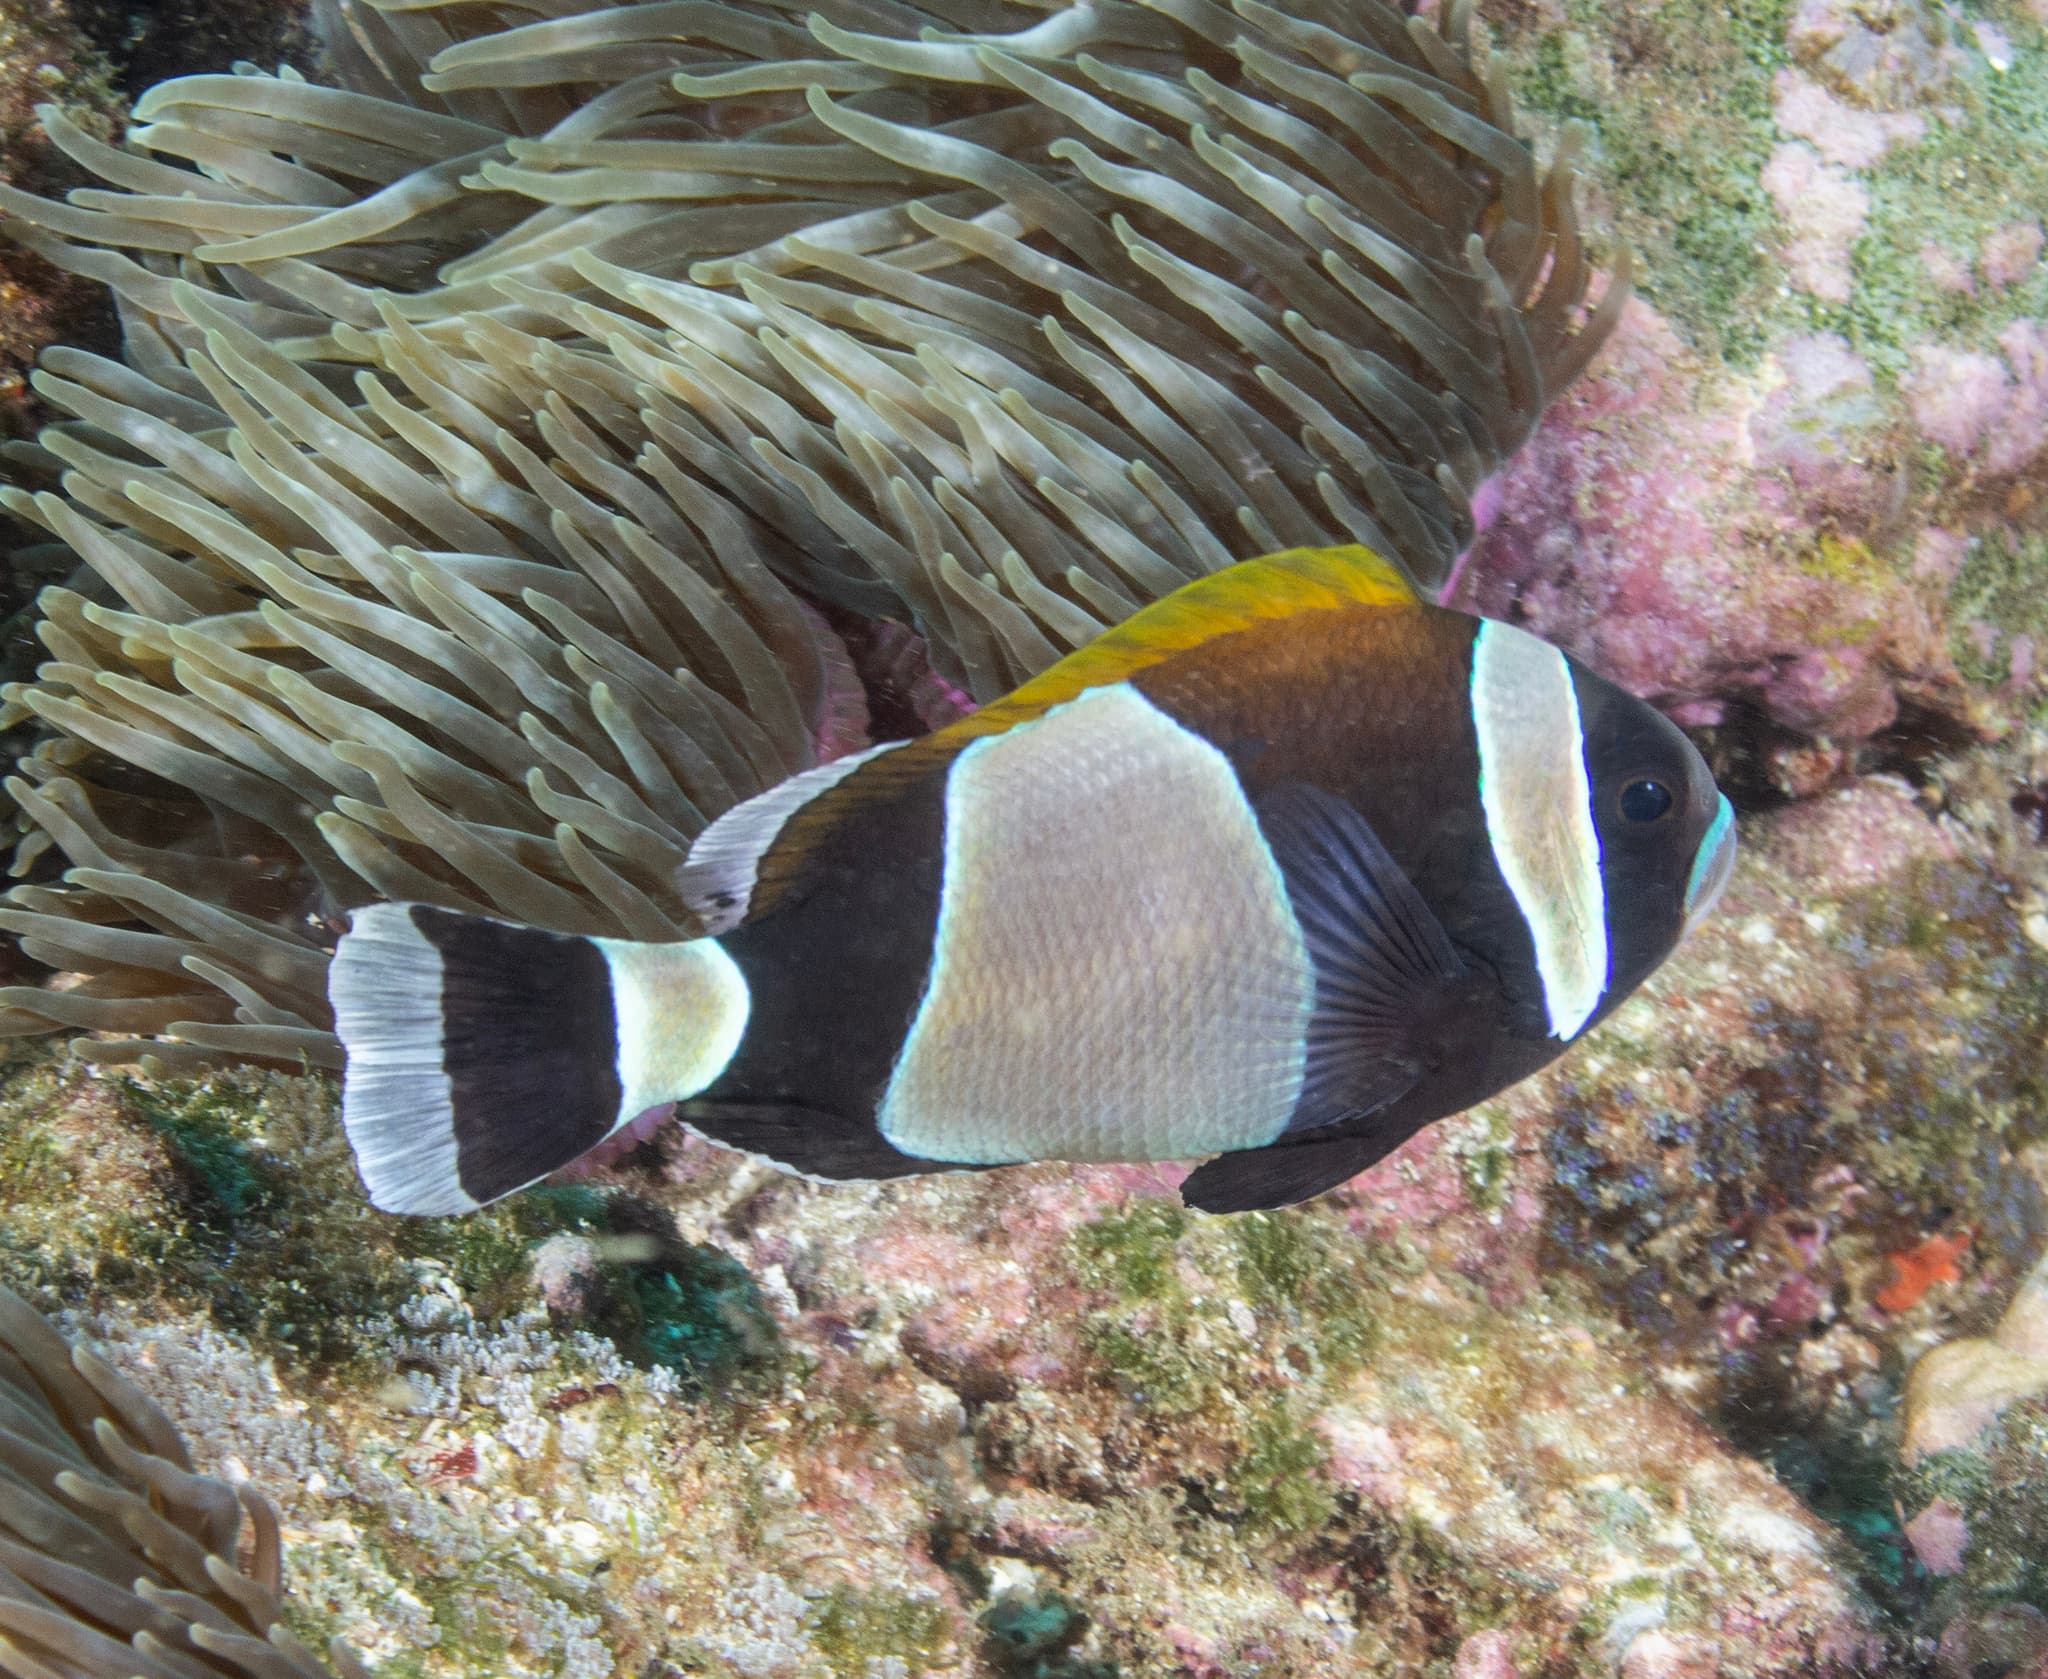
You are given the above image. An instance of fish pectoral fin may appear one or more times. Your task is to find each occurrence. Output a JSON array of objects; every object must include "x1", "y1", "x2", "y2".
[
  {"x1": 1179, "y1": 1128, "x2": 1412, "y2": 1214},
  {"x1": 678, "y1": 1098, "x2": 972, "y2": 1183},
  {"x1": 1256, "y1": 781, "x2": 1471, "y2": 1132}
]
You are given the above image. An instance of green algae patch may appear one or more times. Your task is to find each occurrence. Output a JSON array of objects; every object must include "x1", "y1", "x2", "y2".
[
  {"x1": 0, "y1": 1045, "x2": 171, "y2": 1294},
  {"x1": 1231, "y1": 1211, "x2": 1382, "y2": 1376},
  {"x1": 436, "y1": 1185, "x2": 605, "y2": 1312},
  {"x1": 1900, "y1": 1439, "x2": 1998, "y2": 1523},
  {"x1": 1228, "y1": 1407, "x2": 1337, "y2": 1536},
  {"x1": 124, "y1": 1074, "x2": 271, "y2": 1225},
  {"x1": 1086, "y1": 1319, "x2": 1216, "y2": 1420},
  {"x1": 1832, "y1": 31, "x2": 2048, "y2": 376},
  {"x1": 1948, "y1": 528, "x2": 2048, "y2": 723},
  {"x1": 619, "y1": 1239, "x2": 781, "y2": 1385},
  {"x1": 0, "y1": 1053, "x2": 386, "y2": 1356},
  {"x1": 807, "y1": 1586, "x2": 953, "y2": 1671},
  {"x1": 1068, "y1": 1197, "x2": 1386, "y2": 1429},
  {"x1": 1440, "y1": 1107, "x2": 1518, "y2": 1217},
  {"x1": 1897, "y1": 1399, "x2": 2048, "y2": 1617},
  {"x1": 0, "y1": 1052, "x2": 785, "y2": 1384},
  {"x1": 1797, "y1": 533, "x2": 1890, "y2": 587},
  {"x1": 1233, "y1": 1208, "x2": 1321, "y2": 1303},
  {"x1": 1071, "y1": 1201, "x2": 1187, "y2": 1301},
  {"x1": 981, "y1": 1591, "x2": 1115, "y2": 1678},
  {"x1": 1500, "y1": 0, "x2": 1797, "y2": 364},
  {"x1": 121, "y1": 1070, "x2": 611, "y2": 1363},
  {"x1": 1071, "y1": 1208, "x2": 1222, "y2": 1399},
  {"x1": 1055, "y1": 1196, "x2": 1399, "y2": 1597}
]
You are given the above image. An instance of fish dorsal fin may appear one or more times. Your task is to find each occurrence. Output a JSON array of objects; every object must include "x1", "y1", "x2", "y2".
[
  {"x1": 945, "y1": 542, "x2": 1418, "y2": 745},
  {"x1": 691, "y1": 545, "x2": 1417, "y2": 927},
  {"x1": 678, "y1": 739, "x2": 907, "y2": 933}
]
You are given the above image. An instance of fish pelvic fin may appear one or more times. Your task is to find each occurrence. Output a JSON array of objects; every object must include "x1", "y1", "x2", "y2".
[{"x1": 331, "y1": 903, "x2": 749, "y2": 1215}]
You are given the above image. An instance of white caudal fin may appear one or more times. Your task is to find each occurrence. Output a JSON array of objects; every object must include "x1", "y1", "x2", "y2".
[{"x1": 330, "y1": 904, "x2": 748, "y2": 1215}]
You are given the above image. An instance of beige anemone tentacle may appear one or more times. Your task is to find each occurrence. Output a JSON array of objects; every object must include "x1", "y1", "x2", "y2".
[
  {"x1": 0, "y1": 1284, "x2": 372, "y2": 1679},
  {"x1": 0, "y1": 0, "x2": 1624, "y2": 1066}
]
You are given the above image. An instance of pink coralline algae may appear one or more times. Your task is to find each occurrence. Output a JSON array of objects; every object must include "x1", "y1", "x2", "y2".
[
  {"x1": 1761, "y1": 143, "x2": 1871, "y2": 305},
  {"x1": 1619, "y1": 1632, "x2": 1723, "y2": 1679},
  {"x1": 1982, "y1": 221, "x2": 2045, "y2": 291},
  {"x1": 1908, "y1": 347, "x2": 2016, "y2": 456},
  {"x1": 1453, "y1": 304, "x2": 1953, "y2": 744},
  {"x1": 1914, "y1": 527, "x2": 1970, "y2": 587},
  {"x1": 1921, "y1": 244, "x2": 1978, "y2": 296},
  {"x1": 1787, "y1": 0, "x2": 1964, "y2": 106},
  {"x1": 1765, "y1": 1271, "x2": 1831, "y2": 1333},
  {"x1": 1773, "y1": 69, "x2": 1925, "y2": 168},
  {"x1": 1908, "y1": 322, "x2": 2048, "y2": 479},
  {"x1": 1904, "y1": 1499, "x2": 1970, "y2": 1577},
  {"x1": 1764, "y1": 1, "x2": 1965, "y2": 311},
  {"x1": 1912, "y1": 224, "x2": 2041, "y2": 305},
  {"x1": 1454, "y1": 1629, "x2": 1521, "y2": 1679},
  {"x1": 1936, "y1": 1608, "x2": 2048, "y2": 1679},
  {"x1": 1763, "y1": 778, "x2": 1959, "y2": 894},
  {"x1": 1750, "y1": 333, "x2": 1890, "y2": 517},
  {"x1": 1970, "y1": 20, "x2": 2016, "y2": 73}
]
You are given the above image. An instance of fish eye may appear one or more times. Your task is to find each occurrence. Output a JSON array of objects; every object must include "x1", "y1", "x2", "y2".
[{"x1": 1619, "y1": 778, "x2": 1675, "y2": 824}]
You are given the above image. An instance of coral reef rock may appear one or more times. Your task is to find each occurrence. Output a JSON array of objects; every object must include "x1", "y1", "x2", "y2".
[
  {"x1": 0, "y1": 0, "x2": 2044, "y2": 1674},
  {"x1": 6, "y1": 745, "x2": 2048, "y2": 1673}
]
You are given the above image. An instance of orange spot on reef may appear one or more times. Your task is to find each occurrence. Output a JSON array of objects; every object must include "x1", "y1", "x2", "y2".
[{"x1": 1876, "y1": 1229, "x2": 1972, "y2": 1313}]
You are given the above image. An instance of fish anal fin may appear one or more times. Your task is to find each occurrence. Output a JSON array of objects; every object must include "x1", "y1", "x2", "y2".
[
  {"x1": 1179, "y1": 1130, "x2": 1410, "y2": 1213},
  {"x1": 680, "y1": 1098, "x2": 975, "y2": 1183}
]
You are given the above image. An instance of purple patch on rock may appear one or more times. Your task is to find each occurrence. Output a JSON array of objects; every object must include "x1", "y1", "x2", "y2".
[{"x1": 1451, "y1": 297, "x2": 1956, "y2": 744}]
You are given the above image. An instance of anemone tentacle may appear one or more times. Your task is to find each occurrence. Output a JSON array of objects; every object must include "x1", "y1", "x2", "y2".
[
  {"x1": 0, "y1": 1283, "x2": 372, "y2": 1678},
  {"x1": 0, "y1": 0, "x2": 1623, "y2": 1065}
]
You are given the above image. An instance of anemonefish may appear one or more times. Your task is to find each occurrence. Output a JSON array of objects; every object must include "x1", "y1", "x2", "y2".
[{"x1": 332, "y1": 544, "x2": 1737, "y2": 1217}]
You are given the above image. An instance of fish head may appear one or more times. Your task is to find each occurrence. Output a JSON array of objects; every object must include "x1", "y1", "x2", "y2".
[{"x1": 1566, "y1": 656, "x2": 1737, "y2": 1002}]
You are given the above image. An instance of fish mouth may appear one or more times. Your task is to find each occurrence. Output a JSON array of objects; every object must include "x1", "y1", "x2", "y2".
[{"x1": 1682, "y1": 793, "x2": 1737, "y2": 935}]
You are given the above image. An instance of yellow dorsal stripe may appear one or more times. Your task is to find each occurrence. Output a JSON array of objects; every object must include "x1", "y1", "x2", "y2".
[
  {"x1": 927, "y1": 543, "x2": 1418, "y2": 748},
  {"x1": 740, "y1": 544, "x2": 1416, "y2": 918}
]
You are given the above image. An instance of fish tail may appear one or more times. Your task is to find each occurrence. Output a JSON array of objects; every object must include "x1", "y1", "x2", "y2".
[{"x1": 331, "y1": 903, "x2": 749, "y2": 1215}]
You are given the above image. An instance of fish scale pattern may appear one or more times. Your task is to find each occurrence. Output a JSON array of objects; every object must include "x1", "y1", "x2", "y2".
[
  {"x1": 0, "y1": 0, "x2": 1621, "y2": 1067},
  {"x1": 879, "y1": 681, "x2": 1312, "y2": 1163}
]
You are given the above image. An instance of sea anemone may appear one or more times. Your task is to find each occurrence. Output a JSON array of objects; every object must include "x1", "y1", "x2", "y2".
[
  {"x1": 0, "y1": 0, "x2": 1622, "y2": 1069},
  {"x1": 0, "y1": 1283, "x2": 368, "y2": 1678}
]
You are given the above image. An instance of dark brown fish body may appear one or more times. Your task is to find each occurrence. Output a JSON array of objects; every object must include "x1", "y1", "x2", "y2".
[{"x1": 333, "y1": 546, "x2": 1737, "y2": 1215}]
